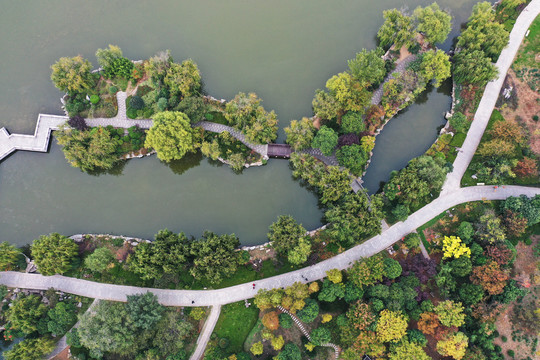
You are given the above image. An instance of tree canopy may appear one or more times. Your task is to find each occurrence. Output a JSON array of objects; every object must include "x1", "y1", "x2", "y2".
[
  {"x1": 225, "y1": 92, "x2": 278, "y2": 144},
  {"x1": 31, "y1": 233, "x2": 78, "y2": 275},
  {"x1": 51, "y1": 55, "x2": 95, "y2": 94},
  {"x1": 377, "y1": 9, "x2": 415, "y2": 49},
  {"x1": 348, "y1": 48, "x2": 387, "y2": 87},
  {"x1": 311, "y1": 126, "x2": 338, "y2": 156},
  {"x1": 145, "y1": 111, "x2": 198, "y2": 162},
  {"x1": 414, "y1": 3, "x2": 452, "y2": 45},
  {"x1": 284, "y1": 117, "x2": 315, "y2": 151}
]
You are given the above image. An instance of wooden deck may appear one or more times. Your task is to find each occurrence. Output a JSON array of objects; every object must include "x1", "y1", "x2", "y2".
[{"x1": 267, "y1": 144, "x2": 292, "y2": 158}]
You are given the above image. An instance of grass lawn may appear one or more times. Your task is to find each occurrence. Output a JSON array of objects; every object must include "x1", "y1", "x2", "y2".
[
  {"x1": 182, "y1": 259, "x2": 301, "y2": 290},
  {"x1": 213, "y1": 301, "x2": 259, "y2": 354},
  {"x1": 416, "y1": 211, "x2": 447, "y2": 250}
]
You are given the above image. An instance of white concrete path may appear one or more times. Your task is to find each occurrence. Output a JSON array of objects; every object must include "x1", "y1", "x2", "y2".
[
  {"x1": 0, "y1": 114, "x2": 67, "y2": 161},
  {"x1": 0, "y1": 185, "x2": 537, "y2": 309},
  {"x1": 442, "y1": 0, "x2": 540, "y2": 194},
  {"x1": 189, "y1": 306, "x2": 221, "y2": 360}
]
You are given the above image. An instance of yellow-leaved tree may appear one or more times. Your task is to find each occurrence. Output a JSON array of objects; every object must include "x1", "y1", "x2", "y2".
[{"x1": 442, "y1": 236, "x2": 471, "y2": 259}]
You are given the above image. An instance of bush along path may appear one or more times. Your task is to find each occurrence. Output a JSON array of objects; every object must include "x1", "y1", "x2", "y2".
[{"x1": 277, "y1": 306, "x2": 340, "y2": 359}]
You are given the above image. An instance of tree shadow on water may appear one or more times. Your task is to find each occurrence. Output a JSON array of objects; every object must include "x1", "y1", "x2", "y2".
[
  {"x1": 86, "y1": 160, "x2": 127, "y2": 177},
  {"x1": 163, "y1": 151, "x2": 203, "y2": 176}
]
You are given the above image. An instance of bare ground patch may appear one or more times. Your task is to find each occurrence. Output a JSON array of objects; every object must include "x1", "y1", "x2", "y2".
[{"x1": 500, "y1": 70, "x2": 540, "y2": 156}]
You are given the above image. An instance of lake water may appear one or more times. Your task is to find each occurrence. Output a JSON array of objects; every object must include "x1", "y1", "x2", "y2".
[{"x1": 0, "y1": 0, "x2": 482, "y2": 245}]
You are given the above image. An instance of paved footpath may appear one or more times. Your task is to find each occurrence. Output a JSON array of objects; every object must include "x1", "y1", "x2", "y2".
[
  {"x1": 1, "y1": 185, "x2": 538, "y2": 308},
  {"x1": 442, "y1": 0, "x2": 540, "y2": 194},
  {"x1": 188, "y1": 306, "x2": 221, "y2": 360}
]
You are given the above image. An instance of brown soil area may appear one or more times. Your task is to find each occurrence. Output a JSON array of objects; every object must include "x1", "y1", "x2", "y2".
[
  {"x1": 249, "y1": 247, "x2": 276, "y2": 262},
  {"x1": 51, "y1": 346, "x2": 70, "y2": 360},
  {"x1": 500, "y1": 70, "x2": 540, "y2": 155},
  {"x1": 493, "y1": 236, "x2": 540, "y2": 360}
]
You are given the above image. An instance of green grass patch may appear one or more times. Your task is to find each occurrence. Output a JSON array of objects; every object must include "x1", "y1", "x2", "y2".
[
  {"x1": 416, "y1": 211, "x2": 447, "y2": 250},
  {"x1": 449, "y1": 132, "x2": 466, "y2": 147},
  {"x1": 213, "y1": 301, "x2": 259, "y2": 354},
  {"x1": 243, "y1": 319, "x2": 264, "y2": 352}
]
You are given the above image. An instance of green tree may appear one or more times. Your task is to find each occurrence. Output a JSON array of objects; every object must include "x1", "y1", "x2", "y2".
[
  {"x1": 336, "y1": 144, "x2": 368, "y2": 176},
  {"x1": 376, "y1": 309, "x2": 408, "y2": 343},
  {"x1": 0, "y1": 242, "x2": 22, "y2": 271},
  {"x1": 457, "y1": 2, "x2": 509, "y2": 61},
  {"x1": 4, "y1": 337, "x2": 55, "y2": 360},
  {"x1": 275, "y1": 343, "x2": 302, "y2": 360},
  {"x1": 341, "y1": 111, "x2": 366, "y2": 135},
  {"x1": 311, "y1": 326, "x2": 331, "y2": 346},
  {"x1": 384, "y1": 155, "x2": 448, "y2": 209},
  {"x1": 326, "y1": 72, "x2": 370, "y2": 112},
  {"x1": 348, "y1": 254, "x2": 386, "y2": 289},
  {"x1": 285, "y1": 117, "x2": 316, "y2": 151},
  {"x1": 126, "y1": 292, "x2": 164, "y2": 330},
  {"x1": 31, "y1": 233, "x2": 78, "y2": 275},
  {"x1": 312, "y1": 89, "x2": 340, "y2": 121},
  {"x1": 6, "y1": 294, "x2": 48, "y2": 334},
  {"x1": 348, "y1": 47, "x2": 386, "y2": 86},
  {"x1": 145, "y1": 111, "x2": 198, "y2": 162},
  {"x1": 453, "y1": 50, "x2": 498, "y2": 86},
  {"x1": 287, "y1": 237, "x2": 312, "y2": 265},
  {"x1": 84, "y1": 247, "x2": 114, "y2": 273},
  {"x1": 51, "y1": 55, "x2": 95, "y2": 94},
  {"x1": 128, "y1": 229, "x2": 189, "y2": 280},
  {"x1": 96, "y1": 44, "x2": 123, "y2": 70},
  {"x1": 250, "y1": 342, "x2": 263, "y2": 356},
  {"x1": 404, "y1": 233, "x2": 421, "y2": 248},
  {"x1": 325, "y1": 192, "x2": 384, "y2": 247},
  {"x1": 153, "y1": 311, "x2": 194, "y2": 357},
  {"x1": 419, "y1": 49, "x2": 451, "y2": 87},
  {"x1": 389, "y1": 340, "x2": 430, "y2": 360},
  {"x1": 268, "y1": 215, "x2": 307, "y2": 256},
  {"x1": 377, "y1": 9, "x2": 415, "y2": 49},
  {"x1": 434, "y1": 300, "x2": 465, "y2": 327},
  {"x1": 224, "y1": 92, "x2": 278, "y2": 144},
  {"x1": 164, "y1": 59, "x2": 202, "y2": 99},
  {"x1": 311, "y1": 125, "x2": 338, "y2": 156},
  {"x1": 78, "y1": 301, "x2": 136, "y2": 358},
  {"x1": 458, "y1": 283, "x2": 484, "y2": 305},
  {"x1": 189, "y1": 231, "x2": 240, "y2": 284},
  {"x1": 319, "y1": 166, "x2": 353, "y2": 204},
  {"x1": 279, "y1": 313, "x2": 293, "y2": 329},
  {"x1": 384, "y1": 257, "x2": 403, "y2": 279},
  {"x1": 56, "y1": 125, "x2": 120, "y2": 172},
  {"x1": 47, "y1": 301, "x2": 77, "y2": 336},
  {"x1": 200, "y1": 139, "x2": 221, "y2": 160},
  {"x1": 318, "y1": 279, "x2": 345, "y2": 302},
  {"x1": 476, "y1": 210, "x2": 506, "y2": 243},
  {"x1": 297, "y1": 299, "x2": 319, "y2": 323},
  {"x1": 326, "y1": 269, "x2": 343, "y2": 284},
  {"x1": 414, "y1": 3, "x2": 452, "y2": 45}
]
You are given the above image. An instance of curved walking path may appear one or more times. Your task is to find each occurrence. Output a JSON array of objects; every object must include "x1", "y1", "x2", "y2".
[
  {"x1": 193, "y1": 121, "x2": 268, "y2": 157},
  {"x1": 442, "y1": 0, "x2": 540, "y2": 194},
  {"x1": 0, "y1": 185, "x2": 537, "y2": 308},
  {"x1": 371, "y1": 54, "x2": 417, "y2": 105}
]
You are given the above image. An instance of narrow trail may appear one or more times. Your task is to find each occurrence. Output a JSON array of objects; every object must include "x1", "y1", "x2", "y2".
[{"x1": 278, "y1": 306, "x2": 340, "y2": 359}]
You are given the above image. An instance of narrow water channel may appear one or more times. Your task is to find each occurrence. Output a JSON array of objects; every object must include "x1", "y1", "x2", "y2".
[
  {"x1": 362, "y1": 82, "x2": 452, "y2": 193},
  {"x1": 0, "y1": 0, "x2": 483, "y2": 245}
]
